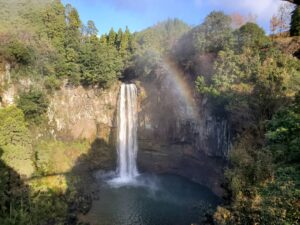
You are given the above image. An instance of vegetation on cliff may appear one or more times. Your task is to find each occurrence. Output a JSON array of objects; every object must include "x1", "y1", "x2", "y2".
[
  {"x1": 190, "y1": 11, "x2": 300, "y2": 225},
  {"x1": 0, "y1": 0, "x2": 299, "y2": 224}
]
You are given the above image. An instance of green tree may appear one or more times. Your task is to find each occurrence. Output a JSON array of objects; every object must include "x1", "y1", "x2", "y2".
[
  {"x1": 196, "y1": 45, "x2": 299, "y2": 132},
  {"x1": 194, "y1": 11, "x2": 233, "y2": 53},
  {"x1": 44, "y1": 75, "x2": 62, "y2": 92},
  {"x1": 80, "y1": 41, "x2": 123, "y2": 88},
  {"x1": 86, "y1": 20, "x2": 98, "y2": 37},
  {"x1": 100, "y1": 35, "x2": 107, "y2": 45},
  {"x1": 235, "y1": 22, "x2": 271, "y2": 51},
  {"x1": 266, "y1": 92, "x2": 300, "y2": 163},
  {"x1": 215, "y1": 93, "x2": 300, "y2": 225},
  {"x1": 64, "y1": 4, "x2": 82, "y2": 84},
  {"x1": 0, "y1": 106, "x2": 29, "y2": 146},
  {"x1": 17, "y1": 89, "x2": 49, "y2": 124},
  {"x1": 135, "y1": 19, "x2": 190, "y2": 54},
  {"x1": 116, "y1": 28, "x2": 123, "y2": 50},
  {"x1": 291, "y1": 6, "x2": 300, "y2": 36},
  {"x1": 120, "y1": 26, "x2": 132, "y2": 55},
  {"x1": 42, "y1": 0, "x2": 66, "y2": 51},
  {"x1": 1, "y1": 39, "x2": 35, "y2": 65},
  {"x1": 108, "y1": 28, "x2": 117, "y2": 46}
]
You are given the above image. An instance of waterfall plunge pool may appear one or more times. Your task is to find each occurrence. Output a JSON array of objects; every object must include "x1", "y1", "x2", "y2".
[
  {"x1": 80, "y1": 84, "x2": 220, "y2": 224},
  {"x1": 82, "y1": 172, "x2": 221, "y2": 225}
]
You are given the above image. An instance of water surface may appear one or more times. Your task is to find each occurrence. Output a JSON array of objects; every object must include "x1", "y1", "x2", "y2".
[{"x1": 84, "y1": 173, "x2": 220, "y2": 225}]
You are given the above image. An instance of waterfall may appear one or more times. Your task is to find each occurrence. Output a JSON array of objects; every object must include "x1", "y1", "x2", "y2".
[{"x1": 115, "y1": 83, "x2": 139, "y2": 182}]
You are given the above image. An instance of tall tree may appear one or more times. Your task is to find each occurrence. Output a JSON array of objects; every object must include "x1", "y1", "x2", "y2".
[
  {"x1": 87, "y1": 20, "x2": 98, "y2": 37},
  {"x1": 116, "y1": 28, "x2": 123, "y2": 50},
  {"x1": 42, "y1": 0, "x2": 66, "y2": 51},
  {"x1": 65, "y1": 5, "x2": 81, "y2": 48},
  {"x1": 100, "y1": 35, "x2": 107, "y2": 45},
  {"x1": 64, "y1": 4, "x2": 82, "y2": 84},
  {"x1": 235, "y1": 22, "x2": 270, "y2": 50},
  {"x1": 120, "y1": 26, "x2": 130, "y2": 52},
  {"x1": 108, "y1": 28, "x2": 116, "y2": 47},
  {"x1": 194, "y1": 11, "x2": 233, "y2": 53}
]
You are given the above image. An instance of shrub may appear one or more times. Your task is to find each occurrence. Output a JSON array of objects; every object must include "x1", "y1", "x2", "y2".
[
  {"x1": 17, "y1": 89, "x2": 49, "y2": 124},
  {"x1": 44, "y1": 75, "x2": 62, "y2": 92},
  {"x1": 0, "y1": 106, "x2": 29, "y2": 146},
  {"x1": 0, "y1": 39, "x2": 35, "y2": 65}
]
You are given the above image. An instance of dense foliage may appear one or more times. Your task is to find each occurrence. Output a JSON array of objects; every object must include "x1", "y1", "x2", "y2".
[
  {"x1": 0, "y1": 106, "x2": 91, "y2": 225},
  {"x1": 0, "y1": 0, "x2": 133, "y2": 88},
  {"x1": 291, "y1": 6, "x2": 300, "y2": 36},
  {"x1": 17, "y1": 89, "x2": 49, "y2": 124},
  {"x1": 0, "y1": 0, "x2": 299, "y2": 224},
  {"x1": 0, "y1": 106, "x2": 68, "y2": 225},
  {"x1": 214, "y1": 94, "x2": 300, "y2": 225},
  {"x1": 189, "y1": 13, "x2": 300, "y2": 225},
  {"x1": 0, "y1": 106, "x2": 29, "y2": 147}
]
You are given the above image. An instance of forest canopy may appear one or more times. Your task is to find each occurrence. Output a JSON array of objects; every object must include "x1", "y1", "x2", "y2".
[{"x1": 0, "y1": 0, "x2": 299, "y2": 224}]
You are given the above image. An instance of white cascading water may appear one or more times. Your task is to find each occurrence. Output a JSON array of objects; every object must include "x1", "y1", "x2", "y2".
[{"x1": 115, "y1": 83, "x2": 139, "y2": 182}]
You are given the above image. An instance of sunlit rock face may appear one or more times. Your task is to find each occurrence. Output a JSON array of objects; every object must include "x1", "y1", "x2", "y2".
[
  {"x1": 0, "y1": 63, "x2": 14, "y2": 106},
  {"x1": 136, "y1": 74, "x2": 231, "y2": 196},
  {"x1": 47, "y1": 83, "x2": 121, "y2": 171},
  {"x1": 48, "y1": 82, "x2": 120, "y2": 142},
  {"x1": 0, "y1": 63, "x2": 34, "y2": 107}
]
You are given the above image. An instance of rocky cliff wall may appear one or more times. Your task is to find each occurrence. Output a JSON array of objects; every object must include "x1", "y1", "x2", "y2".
[
  {"x1": 45, "y1": 76, "x2": 230, "y2": 196},
  {"x1": 46, "y1": 83, "x2": 121, "y2": 171},
  {"x1": 136, "y1": 74, "x2": 230, "y2": 196},
  {"x1": 47, "y1": 83, "x2": 120, "y2": 142},
  {"x1": 0, "y1": 61, "x2": 230, "y2": 195}
]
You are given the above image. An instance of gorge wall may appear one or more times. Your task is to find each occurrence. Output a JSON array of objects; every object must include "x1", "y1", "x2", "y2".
[
  {"x1": 48, "y1": 82, "x2": 119, "y2": 142},
  {"x1": 46, "y1": 82, "x2": 121, "y2": 171},
  {"x1": 1, "y1": 62, "x2": 230, "y2": 195},
  {"x1": 136, "y1": 72, "x2": 230, "y2": 196},
  {"x1": 46, "y1": 77, "x2": 230, "y2": 195}
]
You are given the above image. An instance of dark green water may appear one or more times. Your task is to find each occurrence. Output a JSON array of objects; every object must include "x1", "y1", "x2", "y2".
[{"x1": 86, "y1": 173, "x2": 220, "y2": 225}]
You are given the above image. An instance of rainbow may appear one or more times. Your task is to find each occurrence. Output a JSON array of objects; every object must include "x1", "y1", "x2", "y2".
[{"x1": 161, "y1": 57, "x2": 199, "y2": 119}]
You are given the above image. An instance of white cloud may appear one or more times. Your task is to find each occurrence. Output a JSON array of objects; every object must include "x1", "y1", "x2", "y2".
[
  {"x1": 195, "y1": 0, "x2": 284, "y2": 23},
  {"x1": 228, "y1": 0, "x2": 281, "y2": 20}
]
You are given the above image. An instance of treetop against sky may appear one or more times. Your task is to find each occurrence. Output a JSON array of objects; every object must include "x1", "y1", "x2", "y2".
[{"x1": 61, "y1": 0, "x2": 291, "y2": 34}]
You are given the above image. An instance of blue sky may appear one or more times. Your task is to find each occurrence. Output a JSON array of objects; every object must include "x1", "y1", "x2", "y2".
[{"x1": 61, "y1": 0, "x2": 286, "y2": 34}]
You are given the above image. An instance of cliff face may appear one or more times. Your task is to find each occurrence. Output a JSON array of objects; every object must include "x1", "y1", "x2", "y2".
[
  {"x1": 46, "y1": 83, "x2": 121, "y2": 171},
  {"x1": 136, "y1": 74, "x2": 230, "y2": 196},
  {"x1": 0, "y1": 63, "x2": 15, "y2": 106},
  {"x1": 43, "y1": 76, "x2": 230, "y2": 196},
  {"x1": 48, "y1": 83, "x2": 120, "y2": 142},
  {"x1": 0, "y1": 62, "x2": 230, "y2": 195}
]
